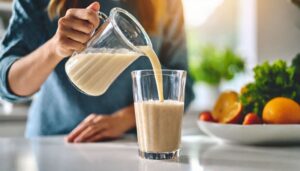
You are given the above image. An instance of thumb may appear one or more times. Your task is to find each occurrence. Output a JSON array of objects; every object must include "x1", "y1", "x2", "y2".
[{"x1": 87, "y1": 2, "x2": 100, "y2": 12}]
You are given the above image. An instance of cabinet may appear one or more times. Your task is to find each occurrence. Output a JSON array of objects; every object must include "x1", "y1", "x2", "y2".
[
  {"x1": 0, "y1": 1, "x2": 12, "y2": 12},
  {"x1": 0, "y1": 105, "x2": 28, "y2": 137}
]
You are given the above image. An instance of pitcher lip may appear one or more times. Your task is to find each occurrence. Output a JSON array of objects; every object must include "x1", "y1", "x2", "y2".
[{"x1": 110, "y1": 8, "x2": 153, "y2": 54}]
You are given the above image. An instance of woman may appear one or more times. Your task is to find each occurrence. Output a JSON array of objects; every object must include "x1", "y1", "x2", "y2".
[{"x1": 0, "y1": 0, "x2": 194, "y2": 142}]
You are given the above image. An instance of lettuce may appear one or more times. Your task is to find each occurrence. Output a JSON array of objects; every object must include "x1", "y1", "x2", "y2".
[{"x1": 240, "y1": 55, "x2": 300, "y2": 116}]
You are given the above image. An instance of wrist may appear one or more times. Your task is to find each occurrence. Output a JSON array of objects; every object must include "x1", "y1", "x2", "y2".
[
  {"x1": 45, "y1": 38, "x2": 64, "y2": 64},
  {"x1": 113, "y1": 105, "x2": 136, "y2": 130}
]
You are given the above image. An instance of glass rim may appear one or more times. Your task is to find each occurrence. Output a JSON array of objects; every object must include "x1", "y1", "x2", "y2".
[
  {"x1": 110, "y1": 8, "x2": 153, "y2": 53},
  {"x1": 131, "y1": 69, "x2": 187, "y2": 76}
]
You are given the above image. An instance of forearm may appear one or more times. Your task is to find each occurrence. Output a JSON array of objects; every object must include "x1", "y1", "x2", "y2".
[
  {"x1": 8, "y1": 38, "x2": 62, "y2": 96},
  {"x1": 5, "y1": 3, "x2": 101, "y2": 97}
]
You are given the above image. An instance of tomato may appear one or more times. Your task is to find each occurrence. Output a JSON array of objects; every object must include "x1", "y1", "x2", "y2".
[
  {"x1": 199, "y1": 111, "x2": 215, "y2": 122},
  {"x1": 243, "y1": 113, "x2": 263, "y2": 125}
]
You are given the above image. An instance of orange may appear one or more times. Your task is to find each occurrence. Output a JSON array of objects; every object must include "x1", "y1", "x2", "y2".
[
  {"x1": 263, "y1": 97, "x2": 300, "y2": 124},
  {"x1": 212, "y1": 91, "x2": 243, "y2": 123}
]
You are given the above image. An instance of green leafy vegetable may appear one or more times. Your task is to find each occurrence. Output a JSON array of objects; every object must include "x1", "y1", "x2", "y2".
[
  {"x1": 189, "y1": 45, "x2": 245, "y2": 85},
  {"x1": 240, "y1": 56, "x2": 300, "y2": 116}
]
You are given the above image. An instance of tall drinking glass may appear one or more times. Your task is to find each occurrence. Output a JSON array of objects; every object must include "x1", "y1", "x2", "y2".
[{"x1": 132, "y1": 70, "x2": 187, "y2": 160}]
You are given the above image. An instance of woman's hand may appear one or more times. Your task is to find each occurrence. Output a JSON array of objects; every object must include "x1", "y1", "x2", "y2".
[
  {"x1": 49, "y1": 2, "x2": 100, "y2": 59},
  {"x1": 66, "y1": 105, "x2": 136, "y2": 143}
]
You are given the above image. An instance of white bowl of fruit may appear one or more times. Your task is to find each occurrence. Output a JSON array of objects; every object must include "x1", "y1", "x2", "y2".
[{"x1": 197, "y1": 59, "x2": 300, "y2": 145}]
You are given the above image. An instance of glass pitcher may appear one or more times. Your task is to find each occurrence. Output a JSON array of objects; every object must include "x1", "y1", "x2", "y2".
[{"x1": 65, "y1": 8, "x2": 152, "y2": 96}]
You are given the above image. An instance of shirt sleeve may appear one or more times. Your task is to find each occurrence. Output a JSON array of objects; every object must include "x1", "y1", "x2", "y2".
[
  {"x1": 0, "y1": 0, "x2": 46, "y2": 103},
  {"x1": 159, "y1": 0, "x2": 195, "y2": 109}
]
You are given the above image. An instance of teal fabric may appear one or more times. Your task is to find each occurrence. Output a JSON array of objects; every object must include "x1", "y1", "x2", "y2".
[{"x1": 0, "y1": 0, "x2": 194, "y2": 137}]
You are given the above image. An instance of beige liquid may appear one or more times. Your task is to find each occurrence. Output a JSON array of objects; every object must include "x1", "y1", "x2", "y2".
[
  {"x1": 65, "y1": 46, "x2": 164, "y2": 101},
  {"x1": 134, "y1": 100, "x2": 184, "y2": 152},
  {"x1": 138, "y1": 46, "x2": 164, "y2": 102},
  {"x1": 65, "y1": 49, "x2": 140, "y2": 96}
]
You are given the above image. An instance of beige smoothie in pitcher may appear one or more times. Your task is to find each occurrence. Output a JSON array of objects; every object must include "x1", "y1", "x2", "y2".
[
  {"x1": 65, "y1": 48, "x2": 140, "y2": 96},
  {"x1": 65, "y1": 46, "x2": 164, "y2": 99}
]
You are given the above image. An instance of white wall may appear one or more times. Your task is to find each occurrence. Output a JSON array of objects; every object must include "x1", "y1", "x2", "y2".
[
  {"x1": 191, "y1": 0, "x2": 238, "y2": 48},
  {"x1": 257, "y1": 0, "x2": 300, "y2": 63}
]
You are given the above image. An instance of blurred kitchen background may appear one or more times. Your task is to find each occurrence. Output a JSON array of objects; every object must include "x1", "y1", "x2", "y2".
[{"x1": 0, "y1": 0, "x2": 300, "y2": 137}]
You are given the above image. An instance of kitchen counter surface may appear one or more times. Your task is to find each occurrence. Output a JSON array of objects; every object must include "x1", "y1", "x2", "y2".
[{"x1": 1, "y1": 133, "x2": 300, "y2": 171}]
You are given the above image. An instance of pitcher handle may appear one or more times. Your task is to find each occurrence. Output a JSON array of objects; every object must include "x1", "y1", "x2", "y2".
[
  {"x1": 88, "y1": 11, "x2": 108, "y2": 38},
  {"x1": 98, "y1": 11, "x2": 108, "y2": 23},
  {"x1": 74, "y1": 11, "x2": 108, "y2": 55}
]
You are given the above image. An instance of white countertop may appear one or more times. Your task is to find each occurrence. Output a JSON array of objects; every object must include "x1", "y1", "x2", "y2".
[{"x1": 1, "y1": 133, "x2": 300, "y2": 171}]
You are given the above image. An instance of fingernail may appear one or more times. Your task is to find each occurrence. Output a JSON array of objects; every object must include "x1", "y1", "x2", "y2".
[
  {"x1": 65, "y1": 137, "x2": 71, "y2": 142},
  {"x1": 74, "y1": 138, "x2": 81, "y2": 143}
]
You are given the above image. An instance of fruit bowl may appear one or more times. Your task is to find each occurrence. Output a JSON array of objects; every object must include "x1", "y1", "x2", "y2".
[{"x1": 198, "y1": 121, "x2": 300, "y2": 145}]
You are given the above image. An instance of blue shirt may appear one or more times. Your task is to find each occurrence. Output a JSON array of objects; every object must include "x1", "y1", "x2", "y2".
[{"x1": 0, "y1": 0, "x2": 194, "y2": 137}]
